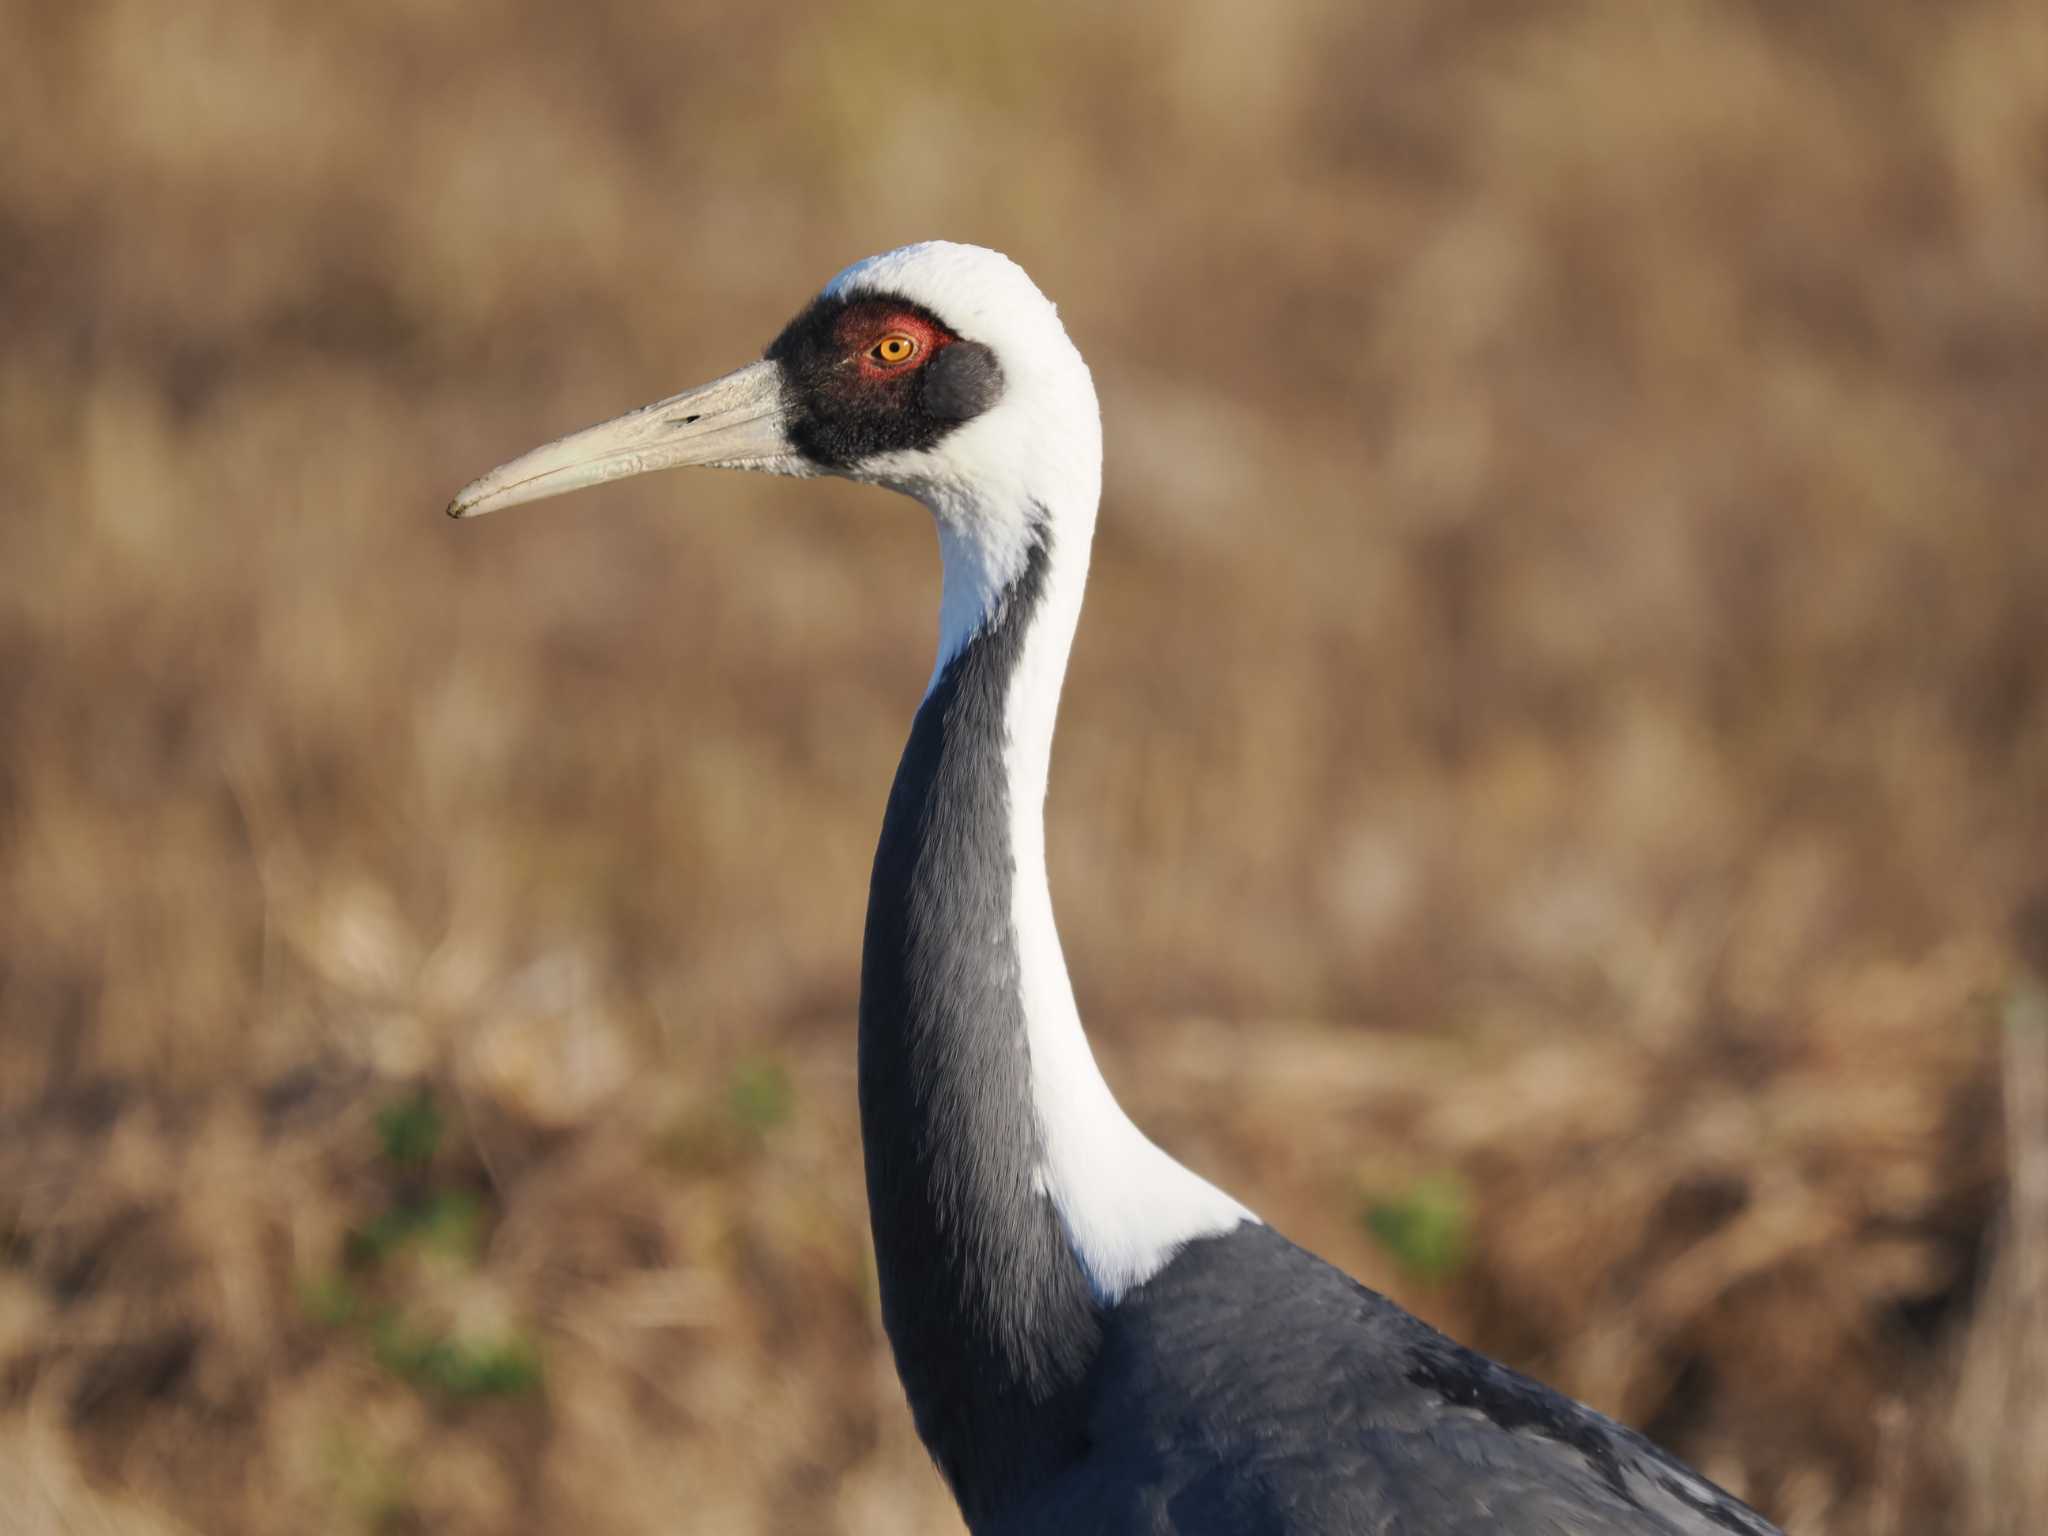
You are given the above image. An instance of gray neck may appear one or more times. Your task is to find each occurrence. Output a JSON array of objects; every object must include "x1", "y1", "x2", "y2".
[{"x1": 857, "y1": 532, "x2": 1101, "y2": 1522}]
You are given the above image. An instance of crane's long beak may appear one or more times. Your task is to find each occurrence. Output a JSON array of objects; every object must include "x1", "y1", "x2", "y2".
[{"x1": 446, "y1": 359, "x2": 796, "y2": 519}]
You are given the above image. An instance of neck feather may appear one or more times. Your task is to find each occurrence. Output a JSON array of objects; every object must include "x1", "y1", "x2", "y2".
[
  {"x1": 857, "y1": 487, "x2": 1252, "y2": 1517},
  {"x1": 959, "y1": 513, "x2": 1254, "y2": 1304}
]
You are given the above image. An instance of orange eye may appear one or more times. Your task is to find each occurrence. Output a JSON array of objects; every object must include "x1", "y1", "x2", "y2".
[{"x1": 871, "y1": 333, "x2": 919, "y2": 365}]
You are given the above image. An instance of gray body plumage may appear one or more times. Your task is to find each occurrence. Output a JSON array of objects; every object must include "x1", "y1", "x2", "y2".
[{"x1": 1003, "y1": 1223, "x2": 1778, "y2": 1535}]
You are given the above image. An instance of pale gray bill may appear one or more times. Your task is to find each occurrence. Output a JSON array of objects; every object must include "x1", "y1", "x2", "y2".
[{"x1": 447, "y1": 359, "x2": 796, "y2": 519}]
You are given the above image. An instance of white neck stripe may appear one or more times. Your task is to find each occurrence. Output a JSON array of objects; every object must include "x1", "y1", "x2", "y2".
[{"x1": 934, "y1": 493, "x2": 1255, "y2": 1304}]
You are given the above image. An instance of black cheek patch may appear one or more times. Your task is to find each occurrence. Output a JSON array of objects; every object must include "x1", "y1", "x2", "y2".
[
  {"x1": 766, "y1": 290, "x2": 1005, "y2": 471},
  {"x1": 922, "y1": 341, "x2": 1006, "y2": 422}
]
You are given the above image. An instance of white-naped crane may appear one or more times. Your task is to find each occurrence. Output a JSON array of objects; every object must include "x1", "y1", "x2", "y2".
[{"x1": 449, "y1": 242, "x2": 1784, "y2": 1536}]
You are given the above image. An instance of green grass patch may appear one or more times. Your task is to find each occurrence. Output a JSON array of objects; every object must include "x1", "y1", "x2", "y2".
[
  {"x1": 302, "y1": 1083, "x2": 542, "y2": 1403},
  {"x1": 345, "y1": 1188, "x2": 485, "y2": 1268},
  {"x1": 298, "y1": 1270, "x2": 364, "y2": 1329},
  {"x1": 372, "y1": 1316, "x2": 543, "y2": 1400},
  {"x1": 374, "y1": 1086, "x2": 444, "y2": 1170},
  {"x1": 1361, "y1": 1173, "x2": 1473, "y2": 1286},
  {"x1": 727, "y1": 1056, "x2": 794, "y2": 1133}
]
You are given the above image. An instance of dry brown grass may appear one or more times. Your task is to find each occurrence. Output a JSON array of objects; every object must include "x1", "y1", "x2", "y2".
[{"x1": 3, "y1": 1, "x2": 2046, "y2": 1531}]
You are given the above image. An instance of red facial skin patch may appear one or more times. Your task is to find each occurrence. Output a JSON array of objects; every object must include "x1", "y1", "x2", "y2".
[{"x1": 836, "y1": 307, "x2": 958, "y2": 380}]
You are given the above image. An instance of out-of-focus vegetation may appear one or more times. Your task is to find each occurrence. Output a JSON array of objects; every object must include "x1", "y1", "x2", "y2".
[{"x1": 3, "y1": 2, "x2": 2045, "y2": 1531}]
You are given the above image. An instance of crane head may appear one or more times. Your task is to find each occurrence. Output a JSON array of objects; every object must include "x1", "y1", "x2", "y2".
[{"x1": 446, "y1": 243, "x2": 1100, "y2": 546}]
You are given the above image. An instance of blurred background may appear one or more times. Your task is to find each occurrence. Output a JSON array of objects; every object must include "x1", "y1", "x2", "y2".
[{"x1": 3, "y1": 1, "x2": 2046, "y2": 1531}]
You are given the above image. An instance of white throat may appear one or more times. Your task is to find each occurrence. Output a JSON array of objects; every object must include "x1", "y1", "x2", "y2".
[{"x1": 928, "y1": 491, "x2": 1256, "y2": 1304}]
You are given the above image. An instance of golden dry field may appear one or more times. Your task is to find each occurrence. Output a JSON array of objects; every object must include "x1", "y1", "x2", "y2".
[{"x1": 4, "y1": 2, "x2": 2047, "y2": 1532}]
